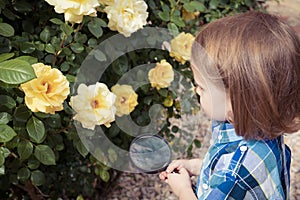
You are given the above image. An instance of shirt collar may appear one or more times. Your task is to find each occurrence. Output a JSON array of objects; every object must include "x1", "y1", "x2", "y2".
[{"x1": 211, "y1": 120, "x2": 244, "y2": 144}]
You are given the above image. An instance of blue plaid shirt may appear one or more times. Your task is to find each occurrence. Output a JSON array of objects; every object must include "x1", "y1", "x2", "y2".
[{"x1": 196, "y1": 121, "x2": 291, "y2": 200}]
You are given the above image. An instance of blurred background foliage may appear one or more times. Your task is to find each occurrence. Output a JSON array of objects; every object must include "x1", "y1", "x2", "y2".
[{"x1": 0, "y1": 0, "x2": 266, "y2": 199}]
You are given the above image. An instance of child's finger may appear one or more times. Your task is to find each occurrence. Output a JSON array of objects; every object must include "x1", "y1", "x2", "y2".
[
  {"x1": 166, "y1": 160, "x2": 182, "y2": 173},
  {"x1": 159, "y1": 171, "x2": 168, "y2": 180},
  {"x1": 178, "y1": 167, "x2": 189, "y2": 176}
]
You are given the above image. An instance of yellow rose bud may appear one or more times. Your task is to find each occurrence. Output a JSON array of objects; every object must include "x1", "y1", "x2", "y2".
[
  {"x1": 45, "y1": 0, "x2": 100, "y2": 23},
  {"x1": 182, "y1": 9, "x2": 196, "y2": 21},
  {"x1": 174, "y1": 101, "x2": 181, "y2": 111},
  {"x1": 148, "y1": 59, "x2": 174, "y2": 90},
  {"x1": 163, "y1": 98, "x2": 173, "y2": 107},
  {"x1": 111, "y1": 84, "x2": 138, "y2": 117},
  {"x1": 20, "y1": 63, "x2": 70, "y2": 114},
  {"x1": 170, "y1": 32, "x2": 195, "y2": 64}
]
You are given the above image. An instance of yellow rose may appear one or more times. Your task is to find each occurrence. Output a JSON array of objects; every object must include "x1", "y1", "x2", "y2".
[
  {"x1": 20, "y1": 63, "x2": 70, "y2": 114},
  {"x1": 45, "y1": 0, "x2": 100, "y2": 23},
  {"x1": 170, "y1": 32, "x2": 195, "y2": 64},
  {"x1": 104, "y1": 0, "x2": 148, "y2": 37},
  {"x1": 148, "y1": 59, "x2": 174, "y2": 90},
  {"x1": 111, "y1": 84, "x2": 138, "y2": 117},
  {"x1": 69, "y1": 83, "x2": 116, "y2": 130}
]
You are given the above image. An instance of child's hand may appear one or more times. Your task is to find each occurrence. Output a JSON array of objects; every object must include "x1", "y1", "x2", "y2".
[
  {"x1": 165, "y1": 168, "x2": 196, "y2": 199},
  {"x1": 160, "y1": 158, "x2": 202, "y2": 179}
]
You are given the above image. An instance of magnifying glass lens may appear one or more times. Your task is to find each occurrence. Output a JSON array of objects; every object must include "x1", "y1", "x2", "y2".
[{"x1": 129, "y1": 135, "x2": 172, "y2": 173}]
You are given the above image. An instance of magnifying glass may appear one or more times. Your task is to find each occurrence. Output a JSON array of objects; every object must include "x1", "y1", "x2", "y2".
[{"x1": 129, "y1": 135, "x2": 172, "y2": 174}]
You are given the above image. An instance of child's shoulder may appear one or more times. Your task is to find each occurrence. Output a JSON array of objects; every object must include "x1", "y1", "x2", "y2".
[
  {"x1": 239, "y1": 138, "x2": 283, "y2": 167},
  {"x1": 244, "y1": 137, "x2": 280, "y2": 152}
]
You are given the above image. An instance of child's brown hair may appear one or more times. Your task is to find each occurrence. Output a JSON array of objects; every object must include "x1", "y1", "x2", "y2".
[{"x1": 191, "y1": 11, "x2": 300, "y2": 140}]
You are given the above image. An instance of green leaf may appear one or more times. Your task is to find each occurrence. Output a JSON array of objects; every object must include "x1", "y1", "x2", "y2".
[
  {"x1": 0, "y1": 112, "x2": 12, "y2": 125},
  {"x1": 0, "y1": 59, "x2": 35, "y2": 84},
  {"x1": 20, "y1": 42, "x2": 35, "y2": 54},
  {"x1": 167, "y1": 22, "x2": 179, "y2": 36},
  {"x1": 22, "y1": 20, "x2": 34, "y2": 33},
  {"x1": 17, "y1": 167, "x2": 31, "y2": 182},
  {"x1": 108, "y1": 148, "x2": 117, "y2": 163},
  {"x1": 99, "y1": 170, "x2": 110, "y2": 182},
  {"x1": 0, "y1": 53, "x2": 15, "y2": 63},
  {"x1": 34, "y1": 41, "x2": 45, "y2": 51},
  {"x1": 5, "y1": 137, "x2": 19, "y2": 149},
  {"x1": 0, "y1": 95, "x2": 16, "y2": 109},
  {"x1": 74, "y1": 140, "x2": 88, "y2": 157},
  {"x1": 70, "y1": 43, "x2": 84, "y2": 54},
  {"x1": 15, "y1": 56, "x2": 38, "y2": 65},
  {"x1": 1, "y1": 147, "x2": 10, "y2": 158},
  {"x1": 33, "y1": 112, "x2": 50, "y2": 119},
  {"x1": 14, "y1": 105, "x2": 32, "y2": 123},
  {"x1": 0, "y1": 23, "x2": 14, "y2": 37},
  {"x1": 88, "y1": 38, "x2": 98, "y2": 48},
  {"x1": 112, "y1": 56, "x2": 128, "y2": 75},
  {"x1": 0, "y1": 165, "x2": 4, "y2": 175},
  {"x1": 193, "y1": 139, "x2": 201, "y2": 148},
  {"x1": 88, "y1": 21, "x2": 103, "y2": 38},
  {"x1": 209, "y1": 0, "x2": 220, "y2": 9},
  {"x1": 108, "y1": 123, "x2": 120, "y2": 138},
  {"x1": 45, "y1": 44, "x2": 56, "y2": 54},
  {"x1": 74, "y1": 33, "x2": 88, "y2": 44},
  {"x1": 13, "y1": 1, "x2": 32, "y2": 13},
  {"x1": 158, "y1": 11, "x2": 170, "y2": 21},
  {"x1": 0, "y1": 124, "x2": 17, "y2": 143},
  {"x1": 94, "y1": 18, "x2": 107, "y2": 27},
  {"x1": 18, "y1": 140, "x2": 33, "y2": 160},
  {"x1": 34, "y1": 145, "x2": 56, "y2": 165},
  {"x1": 171, "y1": 15, "x2": 185, "y2": 27},
  {"x1": 2, "y1": 9, "x2": 18, "y2": 21},
  {"x1": 158, "y1": 88, "x2": 168, "y2": 97},
  {"x1": 30, "y1": 170, "x2": 45, "y2": 186},
  {"x1": 27, "y1": 158, "x2": 40, "y2": 170},
  {"x1": 26, "y1": 117, "x2": 45, "y2": 144},
  {"x1": 60, "y1": 62, "x2": 70, "y2": 72},
  {"x1": 40, "y1": 28, "x2": 51, "y2": 43},
  {"x1": 0, "y1": 37, "x2": 12, "y2": 53},
  {"x1": 93, "y1": 49, "x2": 106, "y2": 62},
  {"x1": 45, "y1": 114, "x2": 61, "y2": 128},
  {"x1": 66, "y1": 74, "x2": 76, "y2": 83},
  {"x1": 60, "y1": 23, "x2": 73, "y2": 36},
  {"x1": 0, "y1": 151, "x2": 4, "y2": 166},
  {"x1": 50, "y1": 18, "x2": 64, "y2": 25},
  {"x1": 184, "y1": 1, "x2": 206, "y2": 12}
]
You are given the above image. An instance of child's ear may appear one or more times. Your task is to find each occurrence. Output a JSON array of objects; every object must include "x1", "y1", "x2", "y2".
[
  {"x1": 226, "y1": 111, "x2": 234, "y2": 123},
  {"x1": 225, "y1": 93, "x2": 234, "y2": 123}
]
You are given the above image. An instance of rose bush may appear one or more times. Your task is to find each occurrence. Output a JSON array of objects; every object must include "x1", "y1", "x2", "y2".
[{"x1": 0, "y1": 0, "x2": 266, "y2": 198}]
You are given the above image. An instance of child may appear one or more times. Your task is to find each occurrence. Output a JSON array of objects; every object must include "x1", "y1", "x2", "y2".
[{"x1": 159, "y1": 11, "x2": 300, "y2": 200}]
